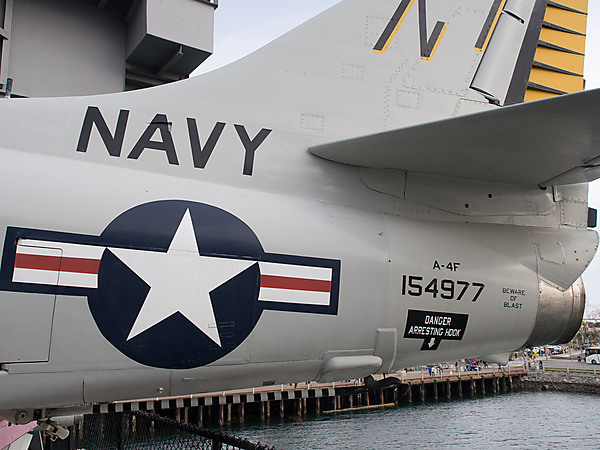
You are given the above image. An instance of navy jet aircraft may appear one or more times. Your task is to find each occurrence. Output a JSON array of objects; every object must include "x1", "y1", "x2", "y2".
[{"x1": 0, "y1": 0, "x2": 598, "y2": 439}]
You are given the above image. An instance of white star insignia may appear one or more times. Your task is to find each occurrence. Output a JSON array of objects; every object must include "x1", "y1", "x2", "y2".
[{"x1": 109, "y1": 209, "x2": 255, "y2": 346}]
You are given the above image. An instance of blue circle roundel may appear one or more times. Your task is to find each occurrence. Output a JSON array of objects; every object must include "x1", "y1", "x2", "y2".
[{"x1": 88, "y1": 201, "x2": 264, "y2": 369}]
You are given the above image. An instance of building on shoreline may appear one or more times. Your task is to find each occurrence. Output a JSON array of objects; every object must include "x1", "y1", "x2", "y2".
[{"x1": 0, "y1": 0, "x2": 217, "y2": 98}]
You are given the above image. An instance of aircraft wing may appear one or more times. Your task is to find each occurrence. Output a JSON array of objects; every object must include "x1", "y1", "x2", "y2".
[{"x1": 309, "y1": 89, "x2": 600, "y2": 187}]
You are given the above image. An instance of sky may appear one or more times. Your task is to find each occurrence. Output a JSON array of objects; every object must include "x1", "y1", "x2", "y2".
[{"x1": 195, "y1": 1, "x2": 600, "y2": 317}]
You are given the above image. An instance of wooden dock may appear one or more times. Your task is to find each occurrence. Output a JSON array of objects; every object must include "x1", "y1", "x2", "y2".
[{"x1": 92, "y1": 366, "x2": 527, "y2": 425}]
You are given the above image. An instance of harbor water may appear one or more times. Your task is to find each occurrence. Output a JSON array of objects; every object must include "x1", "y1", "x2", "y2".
[{"x1": 223, "y1": 391, "x2": 600, "y2": 449}]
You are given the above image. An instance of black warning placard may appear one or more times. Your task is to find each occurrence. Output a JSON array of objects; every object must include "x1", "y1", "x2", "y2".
[{"x1": 403, "y1": 309, "x2": 469, "y2": 351}]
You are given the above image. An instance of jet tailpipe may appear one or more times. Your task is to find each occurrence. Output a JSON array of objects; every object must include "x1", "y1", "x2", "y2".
[{"x1": 524, "y1": 278, "x2": 585, "y2": 347}]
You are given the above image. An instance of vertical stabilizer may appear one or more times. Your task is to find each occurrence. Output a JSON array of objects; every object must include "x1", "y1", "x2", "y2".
[{"x1": 206, "y1": 0, "x2": 588, "y2": 138}]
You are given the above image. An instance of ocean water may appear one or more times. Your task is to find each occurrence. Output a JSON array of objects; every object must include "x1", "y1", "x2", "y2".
[{"x1": 223, "y1": 391, "x2": 600, "y2": 449}]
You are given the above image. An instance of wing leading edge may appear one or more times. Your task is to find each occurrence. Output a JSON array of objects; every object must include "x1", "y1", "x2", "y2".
[{"x1": 309, "y1": 88, "x2": 600, "y2": 187}]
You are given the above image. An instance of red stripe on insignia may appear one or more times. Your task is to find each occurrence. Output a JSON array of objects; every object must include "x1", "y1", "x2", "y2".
[
  {"x1": 60, "y1": 257, "x2": 101, "y2": 274},
  {"x1": 260, "y1": 275, "x2": 331, "y2": 293},
  {"x1": 15, "y1": 254, "x2": 100, "y2": 275},
  {"x1": 15, "y1": 254, "x2": 61, "y2": 272}
]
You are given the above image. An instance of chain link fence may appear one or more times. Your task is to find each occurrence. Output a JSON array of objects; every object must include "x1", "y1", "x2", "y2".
[{"x1": 43, "y1": 411, "x2": 273, "y2": 450}]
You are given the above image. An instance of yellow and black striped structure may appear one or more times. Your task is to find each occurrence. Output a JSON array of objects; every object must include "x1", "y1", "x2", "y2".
[
  {"x1": 505, "y1": 0, "x2": 587, "y2": 104},
  {"x1": 526, "y1": 0, "x2": 587, "y2": 101}
]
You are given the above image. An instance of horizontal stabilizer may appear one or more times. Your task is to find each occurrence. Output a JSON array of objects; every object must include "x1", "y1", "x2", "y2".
[{"x1": 309, "y1": 89, "x2": 600, "y2": 186}]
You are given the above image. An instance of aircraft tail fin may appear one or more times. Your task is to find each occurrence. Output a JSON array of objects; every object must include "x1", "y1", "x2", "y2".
[{"x1": 208, "y1": 0, "x2": 589, "y2": 136}]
